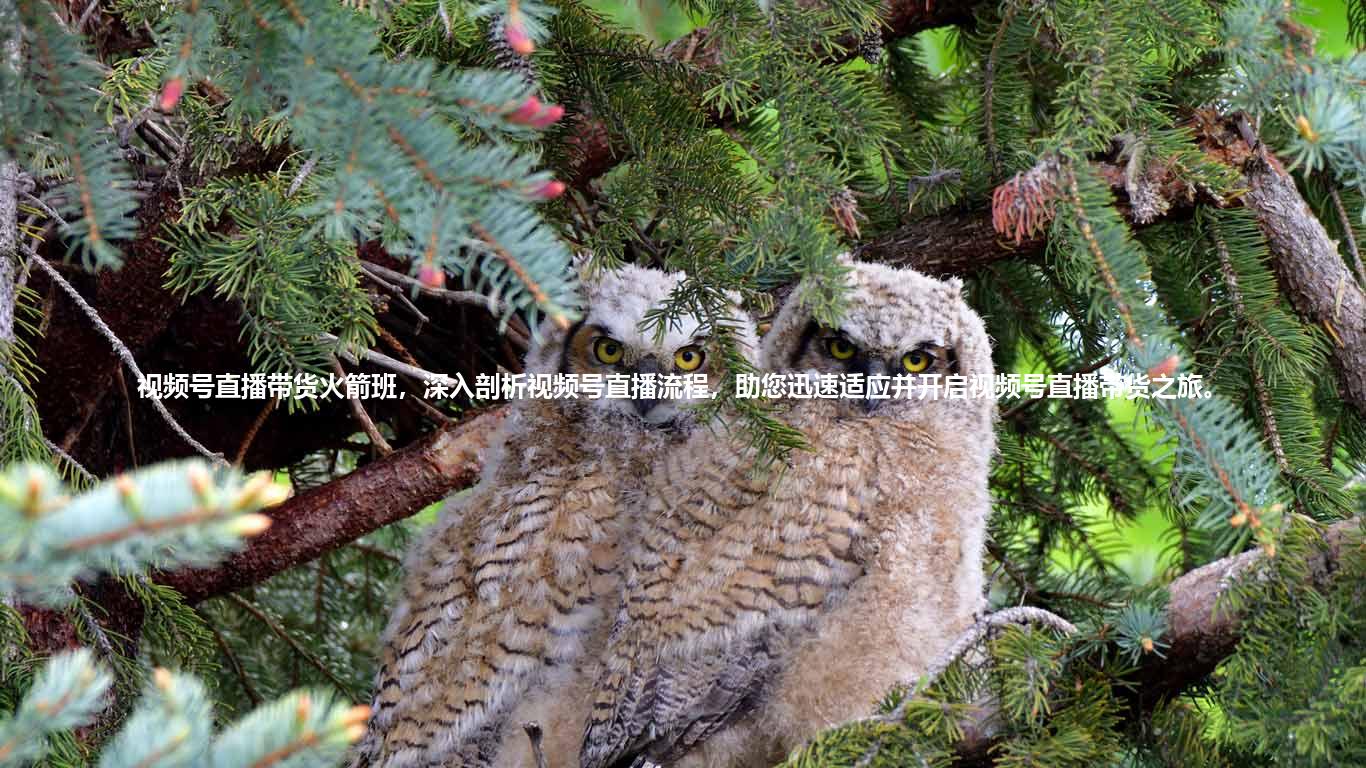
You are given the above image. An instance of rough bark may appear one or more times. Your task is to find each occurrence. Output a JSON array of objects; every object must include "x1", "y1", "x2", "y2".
[
  {"x1": 0, "y1": 161, "x2": 16, "y2": 354},
  {"x1": 856, "y1": 208, "x2": 1041, "y2": 276},
  {"x1": 0, "y1": 22, "x2": 17, "y2": 353},
  {"x1": 858, "y1": 153, "x2": 1202, "y2": 275},
  {"x1": 1134, "y1": 518, "x2": 1359, "y2": 702},
  {"x1": 1242, "y1": 154, "x2": 1366, "y2": 416},
  {"x1": 157, "y1": 407, "x2": 505, "y2": 604}
]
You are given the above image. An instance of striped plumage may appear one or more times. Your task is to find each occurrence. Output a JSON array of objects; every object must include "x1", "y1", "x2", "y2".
[
  {"x1": 580, "y1": 259, "x2": 997, "y2": 768},
  {"x1": 350, "y1": 264, "x2": 758, "y2": 768}
]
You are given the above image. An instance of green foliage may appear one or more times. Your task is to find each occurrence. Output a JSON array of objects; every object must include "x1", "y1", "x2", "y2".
[
  {"x1": 0, "y1": 462, "x2": 367, "y2": 768},
  {"x1": 156, "y1": 0, "x2": 582, "y2": 333},
  {"x1": 1223, "y1": 0, "x2": 1366, "y2": 206},
  {"x1": 1212, "y1": 517, "x2": 1365, "y2": 766},
  {"x1": 165, "y1": 172, "x2": 379, "y2": 379},
  {"x1": 0, "y1": 462, "x2": 284, "y2": 606},
  {"x1": 2, "y1": 1, "x2": 137, "y2": 267},
  {"x1": 0, "y1": 650, "x2": 112, "y2": 766},
  {"x1": 4, "y1": 0, "x2": 1364, "y2": 766}
]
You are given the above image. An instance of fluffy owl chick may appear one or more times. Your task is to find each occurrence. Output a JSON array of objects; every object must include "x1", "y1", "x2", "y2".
[
  {"x1": 350, "y1": 263, "x2": 759, "y2": 768},
  {"x1": 579, "y1": 258, "x2": 996, "y2": 768}
]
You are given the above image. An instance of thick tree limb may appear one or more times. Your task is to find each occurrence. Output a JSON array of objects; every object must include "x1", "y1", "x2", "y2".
[
  {"x1": 856, "y1": 208, "x2": 1039, "y2": 276},
  {"x1": 157, "y1": 406, "x2": 505, "y2": 604},
  {"x1": 856, "y1": 151, "x2": 1203, "y2": 275},
  {"x1": 1241, "y1": 154, "x2": 1366, "y2": 416},
  {"x1": 1135, "y1": 518, "x2": 1359, "y2": 703}
]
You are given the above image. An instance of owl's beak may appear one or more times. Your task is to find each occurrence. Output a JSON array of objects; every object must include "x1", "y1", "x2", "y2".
[
  {"x1": 631, "y1": 356, "x2": 662, "y2": 417},
  {"x1": 859, "y1": 358, "x2": 892, "y2": 414}
]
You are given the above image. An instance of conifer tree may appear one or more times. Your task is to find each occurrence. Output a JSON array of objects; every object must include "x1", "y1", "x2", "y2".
[{"x1": 1, "y1": 0, "x2": 1363, "y2": 765}]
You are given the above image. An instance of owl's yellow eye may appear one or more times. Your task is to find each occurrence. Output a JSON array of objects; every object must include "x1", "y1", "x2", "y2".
[
  {"x1": 902, "y1": 350, "x2": 933, "y2": 373},
  {"x1": 593, "y1": 337, "x2": 625, "y2": 365},
  {"x1": 825, "y1": 338, "x2": 857, "y2": 360},
  {"x1": 674, "y1": 346, "x2": 705, "y2": 372}
]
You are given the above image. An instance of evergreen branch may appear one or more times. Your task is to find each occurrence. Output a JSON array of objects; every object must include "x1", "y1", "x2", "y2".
[
  {"x1": 983, "y1": 2, "x2": 1023, "y2": 180},
  {"x1": 560, "y1": 0, "x2": 989, "y2": 192},
  {"x1": 0, "y1": 650, "x2": 112, "y2": 765},
  {"x1": 1, "y1": 461, "x2": 283, "y2": 605},
  {"x1": 28, "y1": 252, "x2": 226, "y2": 466},
  {"x1": 467, "y1": 220, "x2": 570, "y2": 331},
  {"x1": 1061, "y1": 168, "x2": 1142, "y2": 346},
  {"x1": 802, "y1": 519, "x2": 1362, "y2": 767},
  {"x1": 858, "y1": 150, "x2": 1206, "y2": 275},
  {"x1": 1212, "y1": 225, "x2": 1289, "y2": 474},
  {"x1": 156, "y1": 408, "x2": 505, "y2": 603},
  {"x1": 223, "y1": 594, "x2": 356, "y2": 698}
]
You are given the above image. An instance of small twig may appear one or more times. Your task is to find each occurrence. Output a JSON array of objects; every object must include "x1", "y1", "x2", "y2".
[
  {"x1": 1327, "y1": 186, "x2": 1366, "y2": 290},
  {"x1": 332, "y1": 358, "x2": 394, "y2": 455},
  {"x1": 916, "y1": 607, "x2": 1078, "y2": 698},
  {"x1": 359, "y1": 264, "x2": 431, "y2": 329},
  {"x1": 377, "y1": 327, "x2": 422, "y2": 367},
  {"x1": 71, "y1": 595, "x2": 117, "y2": 659},
  {"x1": 77, "y1": 0, "x2": 102, "y2": 31},
  {"x1": 401, "y1": 383, "x2": 455, "y2": 426},
  {"x1": 1323, "y1": 413, "x2": 1341, "y2": 470},
  {"x1": 349, "y1": 542, "x2": 401, "y2": 564},
  {"x1": 30, "y1": 251, "x2": 227, "y2": 465},
  {"x1": 205, "y1": 615, "x2": 262, "y2": 706},
  {"x1": 22, "y1": 192, "x2": 71, "y2": 230},
  {"x1": 287, "y1": 156, "x2": 319, "y2": 198},
  {"x1": 359, "y1": 261, "x2": 504, "y2": 313},
  {"x1": 234, "y1": 397, "x2": 278, "y2": 466},
  {"x1": 115, "y1": 367, "x2": 139, "y2": 468},
  {"x1": 1213, "y1": 226, "x2": 1290, "y2": 473},
  {"x1": 320, "y1": 331, "x2": 462, "y2": 390},
  {"x1": 225, "y1": 593, "x2": 358, "y2": 697},
  {"x1": 43, "y1": 437, "x2": 98, "y2": 485}
]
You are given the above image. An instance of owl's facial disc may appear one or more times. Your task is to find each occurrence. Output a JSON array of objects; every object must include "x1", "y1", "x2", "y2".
[
  {"x1": 786, "y1": 321, "x2": 957, "y2": 416},
  {"x1": 560, "y1": 321, "x2": 716, "y2": 426}
]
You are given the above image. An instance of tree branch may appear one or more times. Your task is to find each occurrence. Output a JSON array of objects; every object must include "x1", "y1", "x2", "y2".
[
  {"x1": 855, "y1": 208, "x2": 1038, "y2": 276},
  {"x1": 157, "y1": 406, "x2": 505, "y2": 604},
  {"x1": 1241, "y1": 153, "x2": 1366, "y2": 417},
  {"x1": 944, "y1": 519, "x2": 1361, "y2": 766}
]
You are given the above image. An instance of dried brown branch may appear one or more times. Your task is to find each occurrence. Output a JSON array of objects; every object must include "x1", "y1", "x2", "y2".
[
  {"x1": 333, "y1": 357, "x2": 394, "y2": 455},
  {"x1": 157, "y1": 407, "x2": 505, "y2": 603}
]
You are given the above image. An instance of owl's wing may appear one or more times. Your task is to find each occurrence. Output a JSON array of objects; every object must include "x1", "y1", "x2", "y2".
[
  {"x1": 347, "y1": 484, "x2": 486, "y2": 768},
  {"x1": 354, "y1": 404, "x2": 616, "y2": 768},
  {"x1": 580, "y1": 431, "x2": 871, "y2": 768}
]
